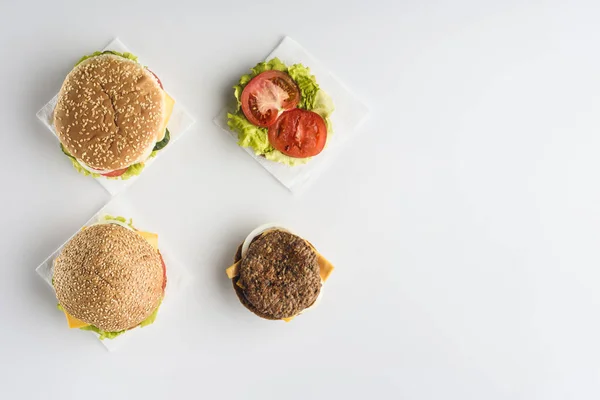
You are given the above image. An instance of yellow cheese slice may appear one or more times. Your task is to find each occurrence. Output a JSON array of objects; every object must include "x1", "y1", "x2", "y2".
[
  {"x1": 304, "y1": 241, "x2": 335, "y2": 282},
  {"x1": 316, "y1": 252, "x2": 334, "y2": 282},
  {"x1": 64, "y1": 310, "x2": 90, "y2": 329},
  {"x1": 282, "y1": 317, "x2": 295, "y2": 323},
  {"x1": 137, "y1": 231, "x2": 158, "y2": 250},
  {"x1": 156, "y1": 92, "x2": 175, "y2": 142},
  {"x1": 226, "y1": 261, "x2": 240, "y2": 279}
]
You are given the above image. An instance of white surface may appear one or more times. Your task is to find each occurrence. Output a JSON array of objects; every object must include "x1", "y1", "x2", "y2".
[
  {"x1": 36, "y1": 38, "x2": 196, "y2": 196},
  {"x1": 214, "y1": 36, "x2": 369, "y2": 193},
  {"x1": 35, "y1": 196, "x2": 191, "y2": 351},
  {"x1": 2, "y1": 0, "x2": 600, "y2": 399}
]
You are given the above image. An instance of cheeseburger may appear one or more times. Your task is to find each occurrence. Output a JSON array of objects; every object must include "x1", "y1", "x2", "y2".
[
  {"x1": 53, "y1": 216, "x2": 167, "y2": 339},
  {"x1": 53, "y1": 50, "x2": 174, "y2": 179},
  {"x1": 226, "y1": 224, "x2": 334, "y2": 321}
]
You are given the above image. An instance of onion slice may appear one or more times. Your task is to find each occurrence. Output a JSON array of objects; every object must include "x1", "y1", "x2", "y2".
[{"x1": 240, "y1": 223, "x2": 293, "y2": 258}]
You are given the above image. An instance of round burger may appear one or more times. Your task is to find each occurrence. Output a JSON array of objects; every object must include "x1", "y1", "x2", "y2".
[
  {"x1": 53, "y1": 216, "x2": 166, "y2": 339},
  {"x1": 53, "y1": 50, "x2": 174, "y2": 179},
  {"x1": 226, "y1": 224, "x2": 335, "y2": 322}
]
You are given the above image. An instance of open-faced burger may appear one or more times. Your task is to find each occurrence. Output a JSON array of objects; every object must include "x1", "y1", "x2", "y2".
[{"x1": 226, "y1": 224, "x2": 334, "y2": 321}]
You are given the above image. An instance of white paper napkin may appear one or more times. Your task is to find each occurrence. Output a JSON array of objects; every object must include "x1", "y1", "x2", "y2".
[
  {"x1": 35, "y1": 197, "x2": 192, "y2": 352},
  {"x1": 36, "y1": 38, "x2": 196, "y2": 196},
  {"x1": 214, "y1": 36, "x2": 369, "y2": 194}
]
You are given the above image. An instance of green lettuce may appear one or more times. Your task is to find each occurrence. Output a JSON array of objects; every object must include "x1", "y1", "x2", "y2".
[
  {"x1": 311, "y1": 90, "x2": 335, "y2": 132},
  {"x1": 120, "y1": 162, "x2": 146, "y2": 180},
  {"x1": 287, "y1": 64, "x2": 319, "y2": 110},
  {"x1": 80, "y1": 325, "x2": 126, "y2": 340},
  {"x1": 264, "y1": 151, "x2": 310, "y2": 166},
  {"x1": 102, "y1": 215, "x2": 134, "y2": 229},
  {"x1": 57, "y1": 301, "x2": 163, "y2": 340},
  {"x1": 60, "y1": 144, "x2": 144, "y2": 180},
  {"x1": 75, "y1": 50, "x2": 138, "y2": 67},
  {"x1": 79, "y1": 301, "x2": 162, "y2": 340},
  {"x1": 227, "y1": 113, "x2": 273, "y2": 154},
  {"x1": 59, "y1": 136, "x2": 166, "y2": 180},
  {"x1": 60, "y1": 144, "x2": 100, "y2": 178},
  {"x1": 140, "y1": 300, "x2": 161, "y2": 328}
]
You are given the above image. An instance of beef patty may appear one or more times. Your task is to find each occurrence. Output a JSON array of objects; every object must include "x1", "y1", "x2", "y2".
[{"x1": 232, "y1": 230, "x2": 321, "y2": 320}]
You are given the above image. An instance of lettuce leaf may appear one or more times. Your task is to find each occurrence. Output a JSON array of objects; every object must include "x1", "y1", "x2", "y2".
[
  {"x1": 56, "y1": 301, "x2": 163, "y2": 340},
  {"x1": 287, "y1": 64, "x2": 319, "y2": 110},
  {"x1": 227, "y1": 113, "x2": 273, "y2": 154},
  {"x1": 264, "y1": 151, "x2": 310, "y2": 166},
  {"x1": 60, "y1": 144, "x2": 100, "y2": 177},
  {"x1": 59, "y1": 143, "x2": 163, "y2": 180},
  {"x1": 140, "y1": 300, "x2": 162, "y2": 328},
  {"x1": 102, "y1": 215, "x2": 134, "y2": 229},
  {"x1": 80, "y1": 325, "x2": 126, "y2": 340},
  {"x1": 79, "y1": 301, "x2": 161, "y2": 340},
  {"x1": 312, "y1": 90, "x2": 335, "y2": 132},
  {"x1": 120, "y1": 162, "x2": 146, "y2": 180},
  {"x1": 75, "y1": 50, "x2": 138, "y2": 67}
]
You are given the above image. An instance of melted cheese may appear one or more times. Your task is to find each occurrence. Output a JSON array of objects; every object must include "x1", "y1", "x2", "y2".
[
  {"x1": 138, "y1": 231, "x2": 158, "y2": 250},
  {"x1": 316, "y1": 252, "x2": 334, "y2": 282},
  {"x1": 64, "y1": 310, "x2": 90, "y2": 329},
  {"x1": 226, "y1": 261, "x2": 240, "y2": 279},
  {"x1": 156, "y1": 92, "x2": 175, "y2": 142}
]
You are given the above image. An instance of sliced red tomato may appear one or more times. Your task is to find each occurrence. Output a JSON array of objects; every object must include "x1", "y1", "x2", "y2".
[
  {"x1": 100, "y1": 167, "x2": 128, "y2": 177},
  {"x1": 268, "y1": 109, "x2": 328, "y2": 158},
  {"x1": 158, "y1": 251, "x2": 167, "y2": 292},
  {"x1": 147, "y1": 69, "x2": 164, "y2": 89},
  {"x1": 241, "y1": 70, "x2": 300, "y2": 127}
]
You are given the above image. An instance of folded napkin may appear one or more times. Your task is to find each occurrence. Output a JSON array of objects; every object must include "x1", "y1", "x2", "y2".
[{"x1": 214, "y1": 36, "x2": 369, "y2": 194}]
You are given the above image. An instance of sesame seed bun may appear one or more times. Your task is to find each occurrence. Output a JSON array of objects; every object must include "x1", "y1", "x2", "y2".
[
  {"x1": 232, "y1": 230, "x2": 321, "y2": 320},
  {"x1": 53, "y1": 224, "x2": 164, "y2": 332},
  {"x1": 53, "y1": 54, "x2": 166, "y2": 171}
]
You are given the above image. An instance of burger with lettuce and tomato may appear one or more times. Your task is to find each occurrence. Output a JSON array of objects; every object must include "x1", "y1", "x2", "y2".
[
  {"x1": 227, "y1": 58, "x2": 334, "y2": 166},
  {"x1": 53, "y1": 51, "x2": 174, "y2": 179},
  {"x1": 52, "y1": 216, "x2": 166, "y2": 340}
]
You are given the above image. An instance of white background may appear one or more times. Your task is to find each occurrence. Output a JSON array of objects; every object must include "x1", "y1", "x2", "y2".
[{"x1": 1, "y1": 0, "x2": 599, "y2": 399}]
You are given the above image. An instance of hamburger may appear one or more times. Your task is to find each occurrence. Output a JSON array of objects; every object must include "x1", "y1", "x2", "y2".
[
  {"x1": 53, "y1": 216, "x2": 167, "y2": 339},
  {"x1": 53, "y1": 50, "x2": 174, "y2": 179},
  {"x1": 226, "y1": 224, "x2": 334, "y2": 321}
]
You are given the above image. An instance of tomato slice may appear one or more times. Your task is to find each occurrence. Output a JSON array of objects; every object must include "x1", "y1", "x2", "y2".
[
  {"x1": 100, "y1": 167, "x2": 128, "y2": 177},
  {"x1": 147, "y1": 69, "x2": 164, "y2": 89},
  {"x1": 268, "y1": 109, "x2": 328, "y2": 158},
  {"x1": 158, "y1": 251, "x2": 167, "y2": 292},
  {"x1": 241, "y1": 70, "x2": 300, "y2": 127}
]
